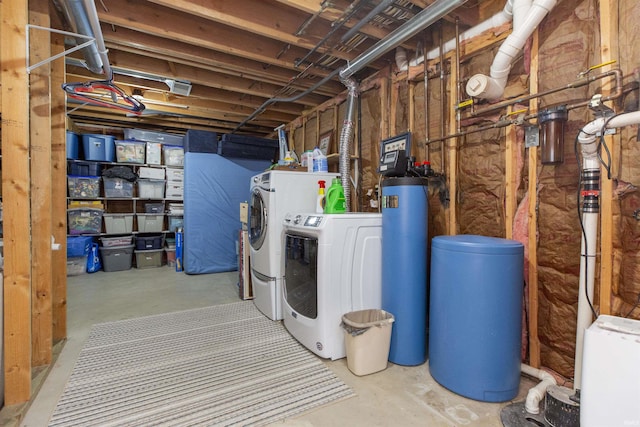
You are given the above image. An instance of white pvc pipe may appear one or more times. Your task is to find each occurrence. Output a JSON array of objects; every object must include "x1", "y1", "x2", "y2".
[
  {"x1": 573, "y1": 211, "x2": 598, "y2": 391},
  {"x1": 396, "y1": 10, "x2": 512, "y2": 70},
  {"x1": 521, "y1": 363, "x2": 557, "y2": 414},
  {"x1": 573, "y1": 109, "x2": 640, "y2": 390},
  {"x1": 465, "y1": 0, "x2": 557, "y2": 100}
]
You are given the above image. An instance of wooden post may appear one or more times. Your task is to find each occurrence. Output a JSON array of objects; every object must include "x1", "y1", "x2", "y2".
[
  {"x1": 2, "y1": 0, "x2": 33, "y2": 404},
  {"x1": 51, "y1": 18, "x2": 68, "y2": 343},
  {"x1": 380, "y1": 77, "x2": 390, "y2": 140},
  {"x1": 389, "y1": 79, "x2": 398, "y2": 135},
  {"x1": 597, "y1": 0, "x2": 617, "y2": 315},
  {"x1": 528, "y1": 30, "x2": 541, "y2": 368},
  {"x1": 447, "y1": 60, "x2": 457, "y2": 235},
  {"x1": 29, "y1": 0, "x2": 53, "y2": 367},
  {"x1": 505, "y1": 106, "x2": 517, "y2": 240},
  {"x1": 408, "y1": 81, "x2": 415, "y2": 135}
]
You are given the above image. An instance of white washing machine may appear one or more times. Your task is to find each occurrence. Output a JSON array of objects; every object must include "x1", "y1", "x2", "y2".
[
  {"x1": 249, "y1": 170, "x2": 338, "y2": 320},
  {"x1": 282, "y1": 212, "x2": 383, "y2": 360}
]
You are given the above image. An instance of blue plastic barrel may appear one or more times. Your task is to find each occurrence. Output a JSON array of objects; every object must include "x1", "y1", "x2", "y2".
[
  {"x1": 381, "y1": 177, "x2": 428, "y2": 366},
  {"x1": 429, "y1": 235, "x2": 524, "y2": 402}
]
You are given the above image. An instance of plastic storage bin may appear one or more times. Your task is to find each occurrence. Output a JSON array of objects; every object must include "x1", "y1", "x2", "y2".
[
  {"x1": 100, "y1": 235, "x2": 133, "y2": 247},
  {"x1": 137, "y1": 179, "x2": 165, "y2": 199},
  {"x1": 67, "y1": 236, "x2": 94, "y2": 257},
  {"x1": 167, "y1": 215, "x2": 183, "y2": 232},
  {"x1": 115, "y1": 140, "x2": 146, "y2": 163},
  {"x1": 429, "y1": 235, "x2": 524, "y2": 402},
  {"x1": 67, "y1": 255, "x2": 87, "y2": 276},
  {"x1": 135, "y1": 234, "x2": 164, "y2": 250},
  {"x1": 66, "y1": 131, "x2": 79, "y2": 159},
  {"x1": 165, "y1": 168, "x2": 184, "y2": 182},
  {"x1": 81, "y1": 134, "x2": 115, "y2": 161},
  {"x1": 68, "y1": 175, "x2": 101, "y2": 198},
  {"x1": 165, "y1": 182, "x2": 184, "y2": 200},
  {"x1": 123, "y1": 129, "x2": 184, "y2": 146},
  {"x1": 165, "y1": 248, "x2": 176, "y2": 267},
  {"x1": 99, "y1": 244, "x2": 134, "y2": 272},
  {"x1": 68, "y1": 208, "x2": 103, "y2": 235},
  {"x1": 144, "y1": 202, "x2": 164, "y2": 213},
  {"x1": 138, "y1": 166, "x2": 164, "y2": 180},
  {"x1": 146, "y1": 142, "x2": 162, "y2": 165},
  {"x1": 68, "y1": 161, "x2": 102, "y2": 176},
  {"x1": 163, "y1": 145, "x2": 184, "y2": 166},
  {"x1": 135, "y1": 249, "x2": 163, "y2": 269},
  {"x1": 103, "y1": 213, "x2": 134, "y2": 234},
  {"x1": 137, "y1": 214, "x2": 164, "y2": 232},
  {"x1": 103, "y1": 177, "x2": 134, "y2": 198},
  {"x1": 342, "y1": 309, "x2": 395, "y2": 376}
]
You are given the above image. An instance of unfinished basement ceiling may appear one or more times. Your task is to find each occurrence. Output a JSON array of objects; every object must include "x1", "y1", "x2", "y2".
[{"x1": 53, "y1": 0, "x2": 494, "y2": 137}]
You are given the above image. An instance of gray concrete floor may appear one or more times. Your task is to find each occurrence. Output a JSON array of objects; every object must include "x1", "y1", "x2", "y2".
[{"x1": 19, "y1": 267, "x2": 534, "y2": 426}]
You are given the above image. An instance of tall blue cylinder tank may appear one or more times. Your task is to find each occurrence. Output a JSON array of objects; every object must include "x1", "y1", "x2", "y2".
[
  {"x1": 381, "y1": 177, "x2": 428, "y2": 366},
  {"x1": 429, "y1": 235, "x2": 524, "y2": 402}
]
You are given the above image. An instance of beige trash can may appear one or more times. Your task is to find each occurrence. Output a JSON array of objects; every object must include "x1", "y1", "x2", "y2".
[{"x1": 341, "y1": 309, "x2": 395, "y2": 376}]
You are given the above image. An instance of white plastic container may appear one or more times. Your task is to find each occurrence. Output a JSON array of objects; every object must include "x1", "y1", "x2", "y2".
[
  {"x1": 103, "y1": 213, "x2": 134, "y2": 234},
  {"x1": 146, "y1": 142, "x2": 162, "y2": 165},
  {"x1": 137, "y1": 179, "x2": 165, "y2": 199},
  {"x1": 312, "y1": 147, "x2": 328, "y2": 173},
  {"x1": 580, "y1": 315, "x2": 640, "y2": 426},
  {"x1": 138, "y1": 166, "x2": 165, "y2": 180}
]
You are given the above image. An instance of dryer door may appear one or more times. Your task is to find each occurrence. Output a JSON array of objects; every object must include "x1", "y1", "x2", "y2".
[
  {"x1": 284, "y1": 233, "x2": 318, "y2": 319},
  {"x1": 249, "y1": 187, "x2": 267, "y2": 250}
]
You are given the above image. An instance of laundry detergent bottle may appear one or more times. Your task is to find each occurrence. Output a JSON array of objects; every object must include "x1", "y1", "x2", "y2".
[{"x1": 324, "y1": 178, "x2": 346, "y2": 214}]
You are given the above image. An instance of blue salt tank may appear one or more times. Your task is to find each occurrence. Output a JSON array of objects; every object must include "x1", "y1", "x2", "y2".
[
  {"x1": 429, "y1": 235, "x2": 524, "y2": 402},
  {"x1": 381, "y1": 177, "x2": 428, "y2": 366}
]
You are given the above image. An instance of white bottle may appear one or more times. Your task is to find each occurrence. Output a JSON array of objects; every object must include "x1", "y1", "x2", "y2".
[{"x1": 312, "y1": 147, "x2": 328, "y2": 173}]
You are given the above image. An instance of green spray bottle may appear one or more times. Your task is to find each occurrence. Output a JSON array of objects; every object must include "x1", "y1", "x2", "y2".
[{"x1": 324, "y1": 177, "x2": 346, "y2": 214}]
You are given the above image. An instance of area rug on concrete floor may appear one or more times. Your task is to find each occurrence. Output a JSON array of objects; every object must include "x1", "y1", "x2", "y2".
[{"x1": 49, "y1": 301, "x2": 354, "y2": 426}]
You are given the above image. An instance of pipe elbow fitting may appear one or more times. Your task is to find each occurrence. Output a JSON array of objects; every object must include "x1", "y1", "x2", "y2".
[
  {"x1": 466, "y1": 74, "x2": 505, "y2": 99},
  {"x1": 525, "y1": 386, "x2": 545, "y2": 414},
  {"x1": 395, "y1": 47, "x2": 408, "y2": 71}
]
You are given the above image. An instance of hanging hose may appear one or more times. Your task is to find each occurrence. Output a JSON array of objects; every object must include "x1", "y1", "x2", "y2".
[{"x1": 339, "y1": 76, "x2": 359, "y2": 212}]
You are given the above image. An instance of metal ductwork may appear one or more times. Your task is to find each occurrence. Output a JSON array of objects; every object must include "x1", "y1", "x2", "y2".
[
  {"x1": 338, "y1": 0, "x2": 471, "y2": 209},
  {"x1": 57, "y1": 0, "x2": 110, "y2": 77}
]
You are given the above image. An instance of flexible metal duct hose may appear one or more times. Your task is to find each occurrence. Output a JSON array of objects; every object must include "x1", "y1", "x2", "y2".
[{"x1": 339, "y1": 76, "x2": 359, "y2": 211}]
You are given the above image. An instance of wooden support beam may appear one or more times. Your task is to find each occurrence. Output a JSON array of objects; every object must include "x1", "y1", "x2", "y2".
[
  {"x1": 527, "y1": 30, "x2": 541, "y2": 368},
  {"x1": 380, "y1": 77, "x2": 390, "y2": 140},
  {"x1": 29, "y1": 0, "x2": 53, "y2": 367},
  {"x1": 390, "y1": 80, "x2": 398, "y2": 135},
  {"x1": 597, "y1": 0, "x2": 618, "y2": 316},
  {"x1": 51, "y1": 24, "x2": 68, "y2": 343},
  {"x1": 408, "y1": 81, "x2": 415, "y2": 135},
  {"x1": 447, "y1": 60, "x2": 458, "y2": 235},
  {"x1": 2, "y1": 0, "x2": 33, "y2": 404},
  {"x1": 505, "y1": 106, "x2": 517, "y2": 239}
]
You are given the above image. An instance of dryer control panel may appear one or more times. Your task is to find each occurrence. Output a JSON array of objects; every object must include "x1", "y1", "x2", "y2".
[{"x1": 284, "y1": 213, "x2": 323, "y2": 227}]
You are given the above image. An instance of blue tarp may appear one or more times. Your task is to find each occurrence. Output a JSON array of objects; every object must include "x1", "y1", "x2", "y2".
[{"x1": 183, "y1": 153, "x2": 270, "y2": 274}]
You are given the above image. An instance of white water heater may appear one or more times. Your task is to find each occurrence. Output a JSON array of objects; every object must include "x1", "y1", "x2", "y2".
[{"x1": 580, "y1": 315, "x2": 640, "y2": 426}]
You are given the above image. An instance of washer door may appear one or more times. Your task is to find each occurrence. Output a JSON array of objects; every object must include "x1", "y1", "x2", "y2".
[{"x1": 249, "y1": 187, "x2": 267, "y2": 250}]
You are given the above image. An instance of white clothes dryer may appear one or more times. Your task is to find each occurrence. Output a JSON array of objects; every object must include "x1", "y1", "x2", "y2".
[
  {"x1": 249, "y1": 170, "x2": 338, "y2": 320},
  {"x1": 282, "y1": 212, "x2": 383, "y2": 360}
]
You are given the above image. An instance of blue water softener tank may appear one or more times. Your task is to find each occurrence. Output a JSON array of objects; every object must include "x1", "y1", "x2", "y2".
[
  {"x1": 429, "y1": 235, "x2": 524, "y2": 402},
  {"x1": 381, "y1": 176, "x2": 428, "y2": 366}
]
